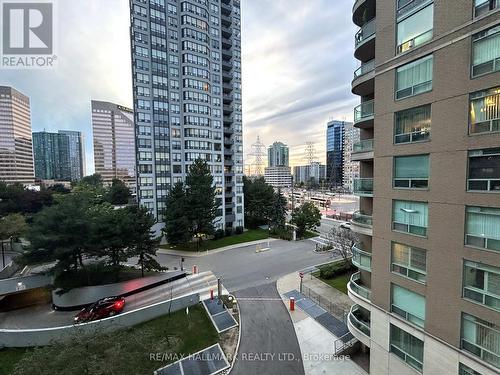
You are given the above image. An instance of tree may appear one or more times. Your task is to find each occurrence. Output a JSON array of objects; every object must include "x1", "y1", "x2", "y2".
[
  {"x1": 73, "y1": 174, "x2": 105, "y2": 203},
  {"x1": 270, "y1": 188, "x2": 287, "y2": 228},
  {"x1": 0, "y1": 213, "x2": 27, "y2": 267},
  {"x1": 0, "y1": 182, "x2": 54, "y2": 217},
  {"x1": 243, "y1": 176, "x2": 275, "y2": 228},
  {"x1": 163, "y1": 182, "x2": 191, "y2": 245},
  {"x1": 326, "y1": 225, "x2": 359, "y2": 262},
  {"x1": 291, "y1": 202, "x2": 321, "y2": 238},
  {"x1": 106, "y1": 179, "x2": 132, "y2": 205},
  {"x1": 185, "y1": 159, "x2": 218, "y2": 249},
  {"x1": 46, "y1": 184, "x2": 71, "y2": 194}
]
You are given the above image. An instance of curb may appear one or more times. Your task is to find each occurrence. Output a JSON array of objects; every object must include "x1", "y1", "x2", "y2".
[{"x1": 226, "y1": 293, "x2": 242, "y2": 374}]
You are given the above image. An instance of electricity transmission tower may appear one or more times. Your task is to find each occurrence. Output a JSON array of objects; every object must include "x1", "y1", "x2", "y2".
[
  {"x1": 305, "y1": 142, "x2": 317, "y2": 165},
  {"x1": 249, "y1": 136, "x2": 266, "y2": 176}
]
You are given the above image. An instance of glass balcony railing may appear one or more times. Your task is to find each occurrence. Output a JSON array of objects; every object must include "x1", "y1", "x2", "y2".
[
  {"x1": 349, "y1": 305, "x2": 371, "y2": 337},
  {"x1": 352, "y1": 211, "x2": 373, "y2": 228},
  {"x1": 353, "y1": 178, "x2": 374, "y2": 196},
  {"x1": 353, "y1": 139, "x2": 374, "y2": 153},
  {"x1": 354, "y1": 100, "x2": 374, "y2": 124},
  {"x1": 352, "y1": 244, "x2": 372, "y2": 271},
  {"x1": 355, "y1": 18, "x2": 376, "y2": 48},
  {"x1": 354, "y1": 59, "x2": 375, "y2": 79},
  {"x1": 349, "y1": 272, "x2": 372, "y2": 301}
]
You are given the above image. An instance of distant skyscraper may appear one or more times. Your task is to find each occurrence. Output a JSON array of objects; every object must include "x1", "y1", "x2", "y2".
[
  {"x1": 327, "y1": 120, "x2": 348, "y2": 187},
  {"x1": 343, "y1": 122, "x2": 360, "y2": 192},
  {"x1": 91, "y1": 101, "x2": 136, "y2": 193},
  {"x1": 294, "y1": 162, "x2": 327, "y2": 184},
  {"x1": 268, "y1": 141, "x2": 289, "y2": 167},
  {"x1": 0, "y1": 86, "x2": 35, "y2": 185},
  {"x1": 129, "y1": 0, "x2": 244, "y2": 231},
  {"x1": 33, "y1": 131, "x2": 71, "y2": 181},
  {"x1": 59, "y1": 130, "x2": 86, "y2": 180}
]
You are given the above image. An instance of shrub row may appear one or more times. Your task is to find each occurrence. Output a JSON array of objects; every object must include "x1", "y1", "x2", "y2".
[
  {"x1": 318, "y1": 260, "x2": 354, "y2": 280},
  {"x1": 213, "y1": 226, "x2": 244, "y2": 240}
]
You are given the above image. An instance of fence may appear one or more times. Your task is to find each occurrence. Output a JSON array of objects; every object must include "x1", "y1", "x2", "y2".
[{"x1": 301, "y1": 285, "x2": 348, "y2": 323}]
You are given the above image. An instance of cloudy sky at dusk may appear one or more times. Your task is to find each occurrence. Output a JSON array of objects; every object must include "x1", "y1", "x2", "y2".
[{"x1": 1, "y1": 0, "x2": 358, "y2": 173}]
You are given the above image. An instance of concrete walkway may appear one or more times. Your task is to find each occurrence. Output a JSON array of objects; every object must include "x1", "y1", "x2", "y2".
[
  {"x1": 302, "y1": 274, "x2": 354, "y2": 317},
  {"x1": 277, "y1": 273, "x2": 367, "y2": 375},
  {"x1": 157, "y1": 238, "x2": 278, "y2": 258}
]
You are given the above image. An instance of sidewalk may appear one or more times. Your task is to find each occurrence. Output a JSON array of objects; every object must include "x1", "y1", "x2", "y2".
[
  {"x1": 157, "y1": 238, "x2": 278, "y2": 258},
  {"x1": 277, "y1": 273, "x2": 367, "y2": 375}
]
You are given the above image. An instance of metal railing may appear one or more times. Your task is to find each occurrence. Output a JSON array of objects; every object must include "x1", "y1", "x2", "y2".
[
  {"x1": 348, "y1": 272, "x2": 372, "y2": 301},
  {"x1": 354, "y1": 100, "x2": 374, "y2": 123},
  {"x1": 352, "y1": 211, "x2": 373, "y2": 227},
  {"x1": 349, "y1": 305, "x2": 371, "y2": 337},
  {"x1": 354, "y1": 59, "x2": 375, "y2": 79},
  {"x1": 353, "y1": 178, "x2": 374, "y2": 196},
  {"x1": 351, "y1": 245, "x2": 372, "y2": 271},
  {"x1": 353, "y1": 139, "x2": 374, "y2": 153},
  {"x1": 302, "y1": 284, "x2": 348, "y2": 323},
  {"x1": 355, "y1": 18, "x2": 376, "y2": 47},
  {"x1": 397, "y1": 30, "x2": 433, "y2": 54}
]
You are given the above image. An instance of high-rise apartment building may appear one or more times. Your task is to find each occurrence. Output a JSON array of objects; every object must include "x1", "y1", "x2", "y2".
[
  {"x1": 33, "y1": 132, "x2": 70, "y2": 181},
  {"x1": 293, "y1": 162, "x2": 327, "y2": 184},
  {"x1": 327, "y1": 120, "x2": 348, "y2": 188},
  {"x1": 59, "y1": 130, "x2": 86, "y2": 181},
  {"x1": 91, "y1": 101, "x2": 137, "y2": 193},
  {"x1": 0, "y1": 86, "x2": 35, "y2": 185},
  {"x1": 343, "y1": 121, "x2": 360, "y2": 192},
  {"x1": 129, "y1": 0, "x2": 244, "y2": 232},
  {"x1": 268, "y1": 141, "x2": 289, "y2": 167},
  {"x1": 348, "y1": 1, "x2": 499, "y2": 375},
  {"x1": 264, "y1": 166, "x2": 292, "y2": 189}
]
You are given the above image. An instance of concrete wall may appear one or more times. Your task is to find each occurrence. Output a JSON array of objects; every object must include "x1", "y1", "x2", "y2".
[
  {"x1": 0, "y1": 293, "x2": 199, "y2": 348},
  {"x1": 0, "y1": 274, "x2": 52, "y2": 296}
]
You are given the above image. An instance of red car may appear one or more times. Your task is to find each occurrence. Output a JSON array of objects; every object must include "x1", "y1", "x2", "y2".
[{"x1": 74, "y1": 296, "x2": 125, "y2": 323}]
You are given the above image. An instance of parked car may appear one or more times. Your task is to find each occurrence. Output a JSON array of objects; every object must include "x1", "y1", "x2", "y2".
[
  {"x1": 74, "y1": 296, "x2": 125, "y2": 323},
  {"x1": 339, "y1": 222, "x2": 351, "y2": 230}
]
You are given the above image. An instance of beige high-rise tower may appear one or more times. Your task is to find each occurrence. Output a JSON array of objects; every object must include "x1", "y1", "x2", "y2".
[
  {"x1": 348, "y1": 1, "x2": 500, "y2": 374},
  {"x1": 0, "y1": 86, "x2": 35, "y2": 185}
]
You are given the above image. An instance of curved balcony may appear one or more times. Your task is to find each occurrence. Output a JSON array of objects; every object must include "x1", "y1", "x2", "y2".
[
  {"x1": 348, "y1": 304, "x2": 371, "y2": 347},
  {"x1": 352, "y1": 244, "x2": 372, "y2": 272},
  {"x1": 353, "y1": 0, "x2": 376, "y2": 27},
  {"x1": 354, "y1": 100, "x2": 374, "y2": 129},
  {"x1": 352, "y1": 139, "x2": 374, "y2": 161},
  {"x1": 351, "y1": 211, "x2": 373, "y2": 236},
  {"x1": 355, "y1": 18, "x2": 376, "y2": 61},
  {"x1": 352, "y1": 59, "x2": 375, "y2": 96},
  {"x1": 347, "y1": 272, "x2": 372, "y2": 309},
  {"x1": 353, "y1": 178, "x2": 373, "y2": 197}
]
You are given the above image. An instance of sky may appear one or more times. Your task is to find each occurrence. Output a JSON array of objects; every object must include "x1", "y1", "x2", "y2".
[{"x1": 1, "y1": 0, "x2": 358, "y2": 174}]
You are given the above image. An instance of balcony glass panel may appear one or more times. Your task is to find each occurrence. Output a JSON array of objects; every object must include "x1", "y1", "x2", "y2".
[
  {"x1": 393, "y1": 200, "x2": 428, "y2": 237},
  {"x1": 397, "y1": 4, "x2": 433, "y2": 54},
  {"x1": 390, "y1": 324, "x2": 424, "y2": 372},
  {"x1": 392, "y1": 284, "x2": 426, "y2": 327},
  {"x1": 463, "y1": 260, "x2": 500, "y2": 311},
  {"x1": 354, "y1": 100, "x2": 374, "y2": 123},
  {"x1": 355, "y1": 18, "x2": 376, "y2": 47},
  {"x1": 474, "y1": 0, "x2": 499, "y2": 17},
  {"x1": 395, "y1": 105, "x2": 431, "y2": 144},
  {"x1": 394, "y1": 154, "x2": 429, "y2": 189},
  {"x1": 461, "y1": 313, "x2": 500, "y2": 369},
  {"x1": 468, "y1": 148, "x2": 500, "y2": 192},
  {"x1": 470, "y1": 87, "x2": 500, "y2": 134},
  {"x1": 466, "y1": 206, "x2": 500, "y2": 251},
  {"x1": 472, "y1": 26, "x2": 500, "y2": 77},
  {"x1": 459, "y1": 363, "x2": 482, "y2": 375},
  {"x1": 353, "y1": 178, "x2": 374, "y2": 196},
  {"x1": 354, "y1": 59, "x2": 375, "y2": 79},
  {"x1": 353, "y1": 139, "x2": 374, "y2": 153},
  {"x1": 396, "y1": 55, "x2": 433, "y2": 100},
  {"x1": 392, "y1": 242, "x2": 427, "y2": 282},
  {"x1": 349, "y1": 272, "x2": 372, "y2": 300},
  {"x1": 352, "y1": 245, "x2": 372, "y2": 271},
  {"x1": 349, "y1": 305, "x2": 371, "y2": 337},
  {"x1": 352, "y1": 211, "x2": 373, "y2": 227}
]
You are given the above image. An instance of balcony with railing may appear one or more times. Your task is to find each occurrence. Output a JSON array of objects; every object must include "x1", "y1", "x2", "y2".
[
  {"x1": 352, "y1": 59, "x2": 375, "y2": 96},
  {"x1": 348, "y1": 304, "x2": 371, "y2": 346},
  {"x1": 351, "y1": 210, "x2": 373, "y2": 236},
  {"x1": 353, "y1": 0, "x2": 376, "y2": 27},
  {"x1": 352, "y1": 139, "x2": 374, "y2": 161},
  {"x1": 352, "y1": 244, "x2": 372, "y2": 271},
  {"x1": 353, "y1": 178, "x2": 374, "y2": 197},
  {"x1": 348, "y1": 272, "x2": 372, "y2": 305},
  {"x1": 355, "y1": 18, "x2": 376, "y2": 61},
  {"x1": 354, "y1": 100, "x2": 374, "y2": 128}
]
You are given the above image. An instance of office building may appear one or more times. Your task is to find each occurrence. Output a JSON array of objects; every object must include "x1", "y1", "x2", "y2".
[
  {"x1": 129, "y1": 0, "x2": 244, "y2": 232},
  {"x1": 33, "y1": 132, "x2": 70, "y2": 181},
  {"x1": 91, "y1": 101, "x2": 137, "y2": 193},
  {"x1": 294, "y1": 162, "x2": 327, "y2": 184},
  {"x1": 264, "y1": 166, "x2": 292, "y2": 189},
  {"x1": 59, "y1": 130, "x2": 86, "y2": 181},
  {"x1": 268, "y1": 141, "x2": 289, "y2": 167},
  {"x1": 0, "y1": 86, "x2": 35, "y2": 185},
  {"x1": 327, "y1": 120, "x2": 348, "y2": 188},
  {"x1": 343, "y1": 122, "x2": 360, "y2": 192},
  {"x1": 347, "y1": 1, "x2": 500, "y2": 375}
]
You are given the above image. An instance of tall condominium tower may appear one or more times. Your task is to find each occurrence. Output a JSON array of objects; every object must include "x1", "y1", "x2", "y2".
[
  {"x1": 0, "y1": 86, "x2": 34, "y2": 185},
  {"x1": 268, "y1": 141, "x2": 289, "y2": 167},
  {"x1": 59, "y1": 130, "x2": 86, "y2": 180},
  {"x1": 91, "y1": 101, "x2": 137, "y2": 193},
  {"x1": 348, "y1": 1, "x2": 499, "y2": 375},
  {"x1": 129, "y1": 0, "x2": 244, "y2": 231},
  {"x1": 33, "y1": 131, "x2": 71, "y2": 181},
  {"x1": 327, "y1": 120, "x2": 348, "y2": 188},
  {"x1": 343, "y1": 122, "x2": 360, "y2": 193}
]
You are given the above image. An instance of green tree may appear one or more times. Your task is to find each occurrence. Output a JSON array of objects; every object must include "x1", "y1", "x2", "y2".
[
  {"x1": 106, "y1": 178, "x2": 132, "y2": 205},
  {"x1": 185, "y1": 159, "x2": 218, "y2": 250},
  {"x1": 243, "y1": 176, "x2": 274, "y2": 228},
  {"x1": 270, "y1": 188, "x2": 287, "y2": 228},
  {"x1": 163, "y1": 182, "x2": 191, "y2": 245},
  {"x1": 291, "y1": 202, "x2": 321, "y2": 238},
  {"x1": 0, "y1": 182, "x2": 53, "y2": 217},
  {"x1": 73, "y1": 174, "x2": 105, "y2": 203}
]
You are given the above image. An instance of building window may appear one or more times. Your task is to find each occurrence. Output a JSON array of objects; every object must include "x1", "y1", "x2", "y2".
[
  {"x1": 391, "y1": 285, "x2": 426, "y2": 327},
  {"x1": 396, "y1": 55, "x2": 433, "y2": 100},
  {"x1": 463, "y1": 260, "x2": 500, "y2": 312},
  {"x1": 469, "y1": 87, "x2": 500, "y2": 135},
  {"x1": 392, "y1": 242, "x2": 426, "y2": 283},
  {"x1": 461, "y1": 313, "x2": 500, "y2": 369},
  {"x1": 390, "y1": 324, "x2": 424, "y2": 372},
  {"x1": 459, "y1": 363, "x2": 483, "y2": 375},
  {"x1": 468, "y1": 148, "x2": 500, "y2": 192},
  {"x1": 393, "y1": 200, "x2": 428, "y2": 237},
  {"x1": 394, "y1": 105, "x2": 431, "y2": 144},
  {"x1": 474, "y1": 0, "x2": 499, "y2": 17},
  {"x1": 396, "y1": 3, "x2": 433, "y2": 54},
  {"x1": 394, "y1": 155, "x2": 429, "y2": 189},
  {"x1": 472, "y1": 26, "x2": 500, "y2": 78},
  {"x1": 465, "y1": 206, "x2": 500, "y2": 251}
]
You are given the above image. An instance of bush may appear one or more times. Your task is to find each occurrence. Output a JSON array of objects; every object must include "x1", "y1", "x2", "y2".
[
  {"x1": 213, "y1": 229, "x2": 225, "y2": 240},
  {"x1": 270, "y1": 226, "x2": 293, "y2": 241},
  {"x1": 318, "y1": 260, "x2": 353, "y2": 280},
  {"x1": 235, "y1": 226, "x2": 244, "y2": 234},
  {"x1": 225, "y1": 228, "x2": 233, "y2": 237}
]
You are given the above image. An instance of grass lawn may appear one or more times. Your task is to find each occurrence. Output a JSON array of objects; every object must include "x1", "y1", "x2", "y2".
[
  {"x1": 161, "y1": 229, "x2": 269, "y2": 252},
  {"x1": 1, "y1": 304, "x2": 219, "y2": 375},
  {"x1": 301, "y1": 230, "x2": 320, "y2": 240},
  {"x1": 313, "y1": 271, "x2": 354, "y2": 295}
]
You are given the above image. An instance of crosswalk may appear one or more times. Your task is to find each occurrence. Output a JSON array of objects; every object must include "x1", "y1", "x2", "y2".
[{"x1": 309, "y1": 236, "x2": 331, "y2": 247}]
